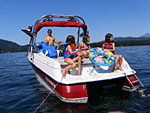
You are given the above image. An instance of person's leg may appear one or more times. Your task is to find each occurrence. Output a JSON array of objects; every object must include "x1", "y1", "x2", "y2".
[
  {"x1": 84, "y1": 51, "x2": 89, "y2": 58},
  {"x1": 113, "y1": 55, "x2": 119, "y2": 72},
  {"x1": 63, "y1": 58, "x2": 76, "y2": 77},
  {"x1": 119, "y1": 55, "x2": 123, "y2": 71},
  {"x1": 78, "y1": 56, "x2": 81, "y2": 75},
  {"x1": 73, "y1": 56, "x2": 82, "y2": 75},
  {"x1": 81, "y1": 51, "x2": 89, "y2": 58}
]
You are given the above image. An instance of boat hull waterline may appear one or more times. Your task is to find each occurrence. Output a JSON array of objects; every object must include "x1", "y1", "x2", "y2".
[
  {"x1": 31, "y1": 62, "x2": 88, "y2": 103},
  {"x1": 30, "y1": 59, "x2": 139, "y2": 103}
]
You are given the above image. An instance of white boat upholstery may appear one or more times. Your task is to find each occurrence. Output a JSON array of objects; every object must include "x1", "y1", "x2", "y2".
[{"x1": 30, "y1": 52, "x2": 135, "y2": 84}]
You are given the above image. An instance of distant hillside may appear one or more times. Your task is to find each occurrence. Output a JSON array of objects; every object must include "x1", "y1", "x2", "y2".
[
  {"x1": 114, "y1": 36, "x2": 150, "y2": 41},
  {"x1": 90, "y1": 36, "x2": 150, "y2": 48},
  {"x1": 1, "y1": 34, "x2": 150, "y2": 53},
  {"x1": 0, "y1": 39, "x2": 28, "y2": 53},
  {"x1": 140, "y1": 33, "x2": 150, "y2": 38}
]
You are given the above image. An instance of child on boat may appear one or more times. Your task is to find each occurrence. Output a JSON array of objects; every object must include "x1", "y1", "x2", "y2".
[
  {"x1": 102, "y1": 33, "x2": 123, "y2": 72},
  {"x1": 78, "y1": 35, "x2": 91, "y2": 58},
  {"x1": 62, "y1": 35, "x2": 82, "y2": 77}
]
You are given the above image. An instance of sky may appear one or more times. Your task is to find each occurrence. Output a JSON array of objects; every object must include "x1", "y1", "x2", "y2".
[{"x1": 0, "y1": 0, "x2": 149, "y2": 45}]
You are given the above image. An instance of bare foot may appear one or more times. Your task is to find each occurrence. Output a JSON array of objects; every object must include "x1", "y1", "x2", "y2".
[
  {"x1": 141, "y1": 93, "x2": 150, "y2": 97},
  {"x1": 138, "y1": 89, "x2": 145, "y2": 93},
  {"x1": 141, "y1": 94, "x2": 150, "y2": 97},
  {"x1": 147, "y1": 94, "x2": 150, "y2": 97},
  {"x1": 61, "y1": 70, "x2": 66, "y2": 78},
  {"x1": 108, "y1": 111, "x2": 125, "y2": 113},
  {"x1": 113, "y1": 70, "x2": 117, "y2": 72},
  {"x1": 141, "y1": 93, "x2": 146, "y2": 97},
  {"x1": 138, "y1": 89, "x2": 150, "y2": 97},
  {"x1": 119, "y1": 67, "x2": 124, "y2": 71}
]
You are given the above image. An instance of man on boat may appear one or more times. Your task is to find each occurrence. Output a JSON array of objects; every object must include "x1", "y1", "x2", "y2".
[{"x1": 44, "y1": 29, "x2": 62, "y2": 45}]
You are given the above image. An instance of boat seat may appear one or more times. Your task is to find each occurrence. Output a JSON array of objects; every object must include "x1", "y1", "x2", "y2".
[{"x1": 38, "y1": 41, "x2": 57, "y2": 58}]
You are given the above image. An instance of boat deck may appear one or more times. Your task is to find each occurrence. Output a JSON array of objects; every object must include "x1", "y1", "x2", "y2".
[
  {"x1": 59, "y1": 69, "x2": 135, "y2": 84},
  {"x1": 31, "y1": 52, "x2": 135, "y2": 85},
  {"x1": 56, "y1": 56, "x2": 135, "y2": 84}
]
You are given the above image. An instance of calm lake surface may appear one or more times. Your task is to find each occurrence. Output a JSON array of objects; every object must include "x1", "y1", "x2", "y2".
[{"x1": 0, "y1": 46, "x2": 150, "y2": 113}]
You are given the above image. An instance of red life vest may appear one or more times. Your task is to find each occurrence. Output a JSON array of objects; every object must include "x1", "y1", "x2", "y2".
[
  {"x1": 70, "y1": 43, "x2": 76, "y2": 50},
  {"x1": 103, "y1": 41, "x2": 113, "y2": 49}
]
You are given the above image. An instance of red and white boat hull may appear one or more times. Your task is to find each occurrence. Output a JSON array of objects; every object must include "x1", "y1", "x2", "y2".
[
  {"x1": 31, "y1": 62, "x2": 88, "y2": 103},
  {"x1": 28, "y1": 52, "x2": 141, "y2": 103}
]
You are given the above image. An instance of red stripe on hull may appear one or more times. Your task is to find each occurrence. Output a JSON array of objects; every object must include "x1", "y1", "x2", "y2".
[
  {"x1": 31, "y1": 63, "x2": 88, "y2": 100},
  {"x1": 57, "y1": 84, "x2": 88, "y2": 98}
]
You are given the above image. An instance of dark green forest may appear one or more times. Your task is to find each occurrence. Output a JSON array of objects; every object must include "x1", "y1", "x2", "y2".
[
  {"x1": 0, "y1": 39, "x2": 28, "y2": 53},
  {"x1": 0, "y1": 37, "x2": 150, "y2": 53},
  {"x1": 90, "y1": 39, "x2": 150, "y2": 48}
]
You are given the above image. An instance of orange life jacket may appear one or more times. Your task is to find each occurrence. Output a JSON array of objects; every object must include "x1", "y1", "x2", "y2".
[{"x1": 103, "y1": 41, "x2": 113, "y2": 49}]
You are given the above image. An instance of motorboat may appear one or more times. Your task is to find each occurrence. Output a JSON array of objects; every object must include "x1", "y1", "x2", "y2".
[{"x1": 22, "y1": 14, "x2": 144, "y2": 103}]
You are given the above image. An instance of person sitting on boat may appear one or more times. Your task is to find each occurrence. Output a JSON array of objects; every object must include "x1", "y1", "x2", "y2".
[
  {"x1": 78, "y1": 35, "x2": 91, "y2": 58},
  {"x1": 44, "y1": 29, "x2": 62, "y2": 45},
  {"x1": 62, "y1": 35, "x2": 82, "y2": 77},
  {"x1": 102, "y1": 33, "x2": 123, "y2": 72}
]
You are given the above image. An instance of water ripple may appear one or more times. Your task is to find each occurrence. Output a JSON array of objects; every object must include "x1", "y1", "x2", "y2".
[{"x1": 0, "y1": 46, "x2": 150, "y2": 113}]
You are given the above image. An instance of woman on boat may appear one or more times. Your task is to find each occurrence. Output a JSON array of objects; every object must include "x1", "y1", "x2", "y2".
[
  {"x1": 62, "y1": 35, "x2": 82, "y2": 77},
  {"x1": 78, "y1": 35, "x2": 91, "y2": 58},
  {"x1": 102, "y1": 33, "x2": 123, "y2": 72}
]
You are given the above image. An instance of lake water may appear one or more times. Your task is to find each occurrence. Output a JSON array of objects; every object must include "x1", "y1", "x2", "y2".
[{"x1": 0, "y1": 46, "x2": 150, "y2": 113}]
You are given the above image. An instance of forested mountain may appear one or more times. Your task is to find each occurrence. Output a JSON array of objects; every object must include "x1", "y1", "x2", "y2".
[
  {"x1": 0, "y1": 39, "x2": 28, "y2": 53},
  {"x1": 114, "y1": 36, "x2": 150, "y2": 41},
  {"x1": 0, "y1": 35, "x2": 150, "y2": 53},
  {"x1": 140, "y1": 33, "x2": 150, "y2": 38},
  {"x1": 90, "y1": 36, "x2": 150, "y2": 48}
]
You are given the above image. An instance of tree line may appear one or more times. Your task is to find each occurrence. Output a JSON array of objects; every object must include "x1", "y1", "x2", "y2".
[
  {"x1": 0, "y1": 39, "x2": 150, "y2": 53},
  {"x1": 0, "y1": 39, "x2": 28, "y2": 53},
  {"x1": 90, "y1": 39, "x2": 150, "y2": 48}
]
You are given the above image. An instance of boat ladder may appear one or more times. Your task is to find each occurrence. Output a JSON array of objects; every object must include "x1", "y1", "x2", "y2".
[{"x1": 124, "y1": 71, "x2": 145, "y2": 91}]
